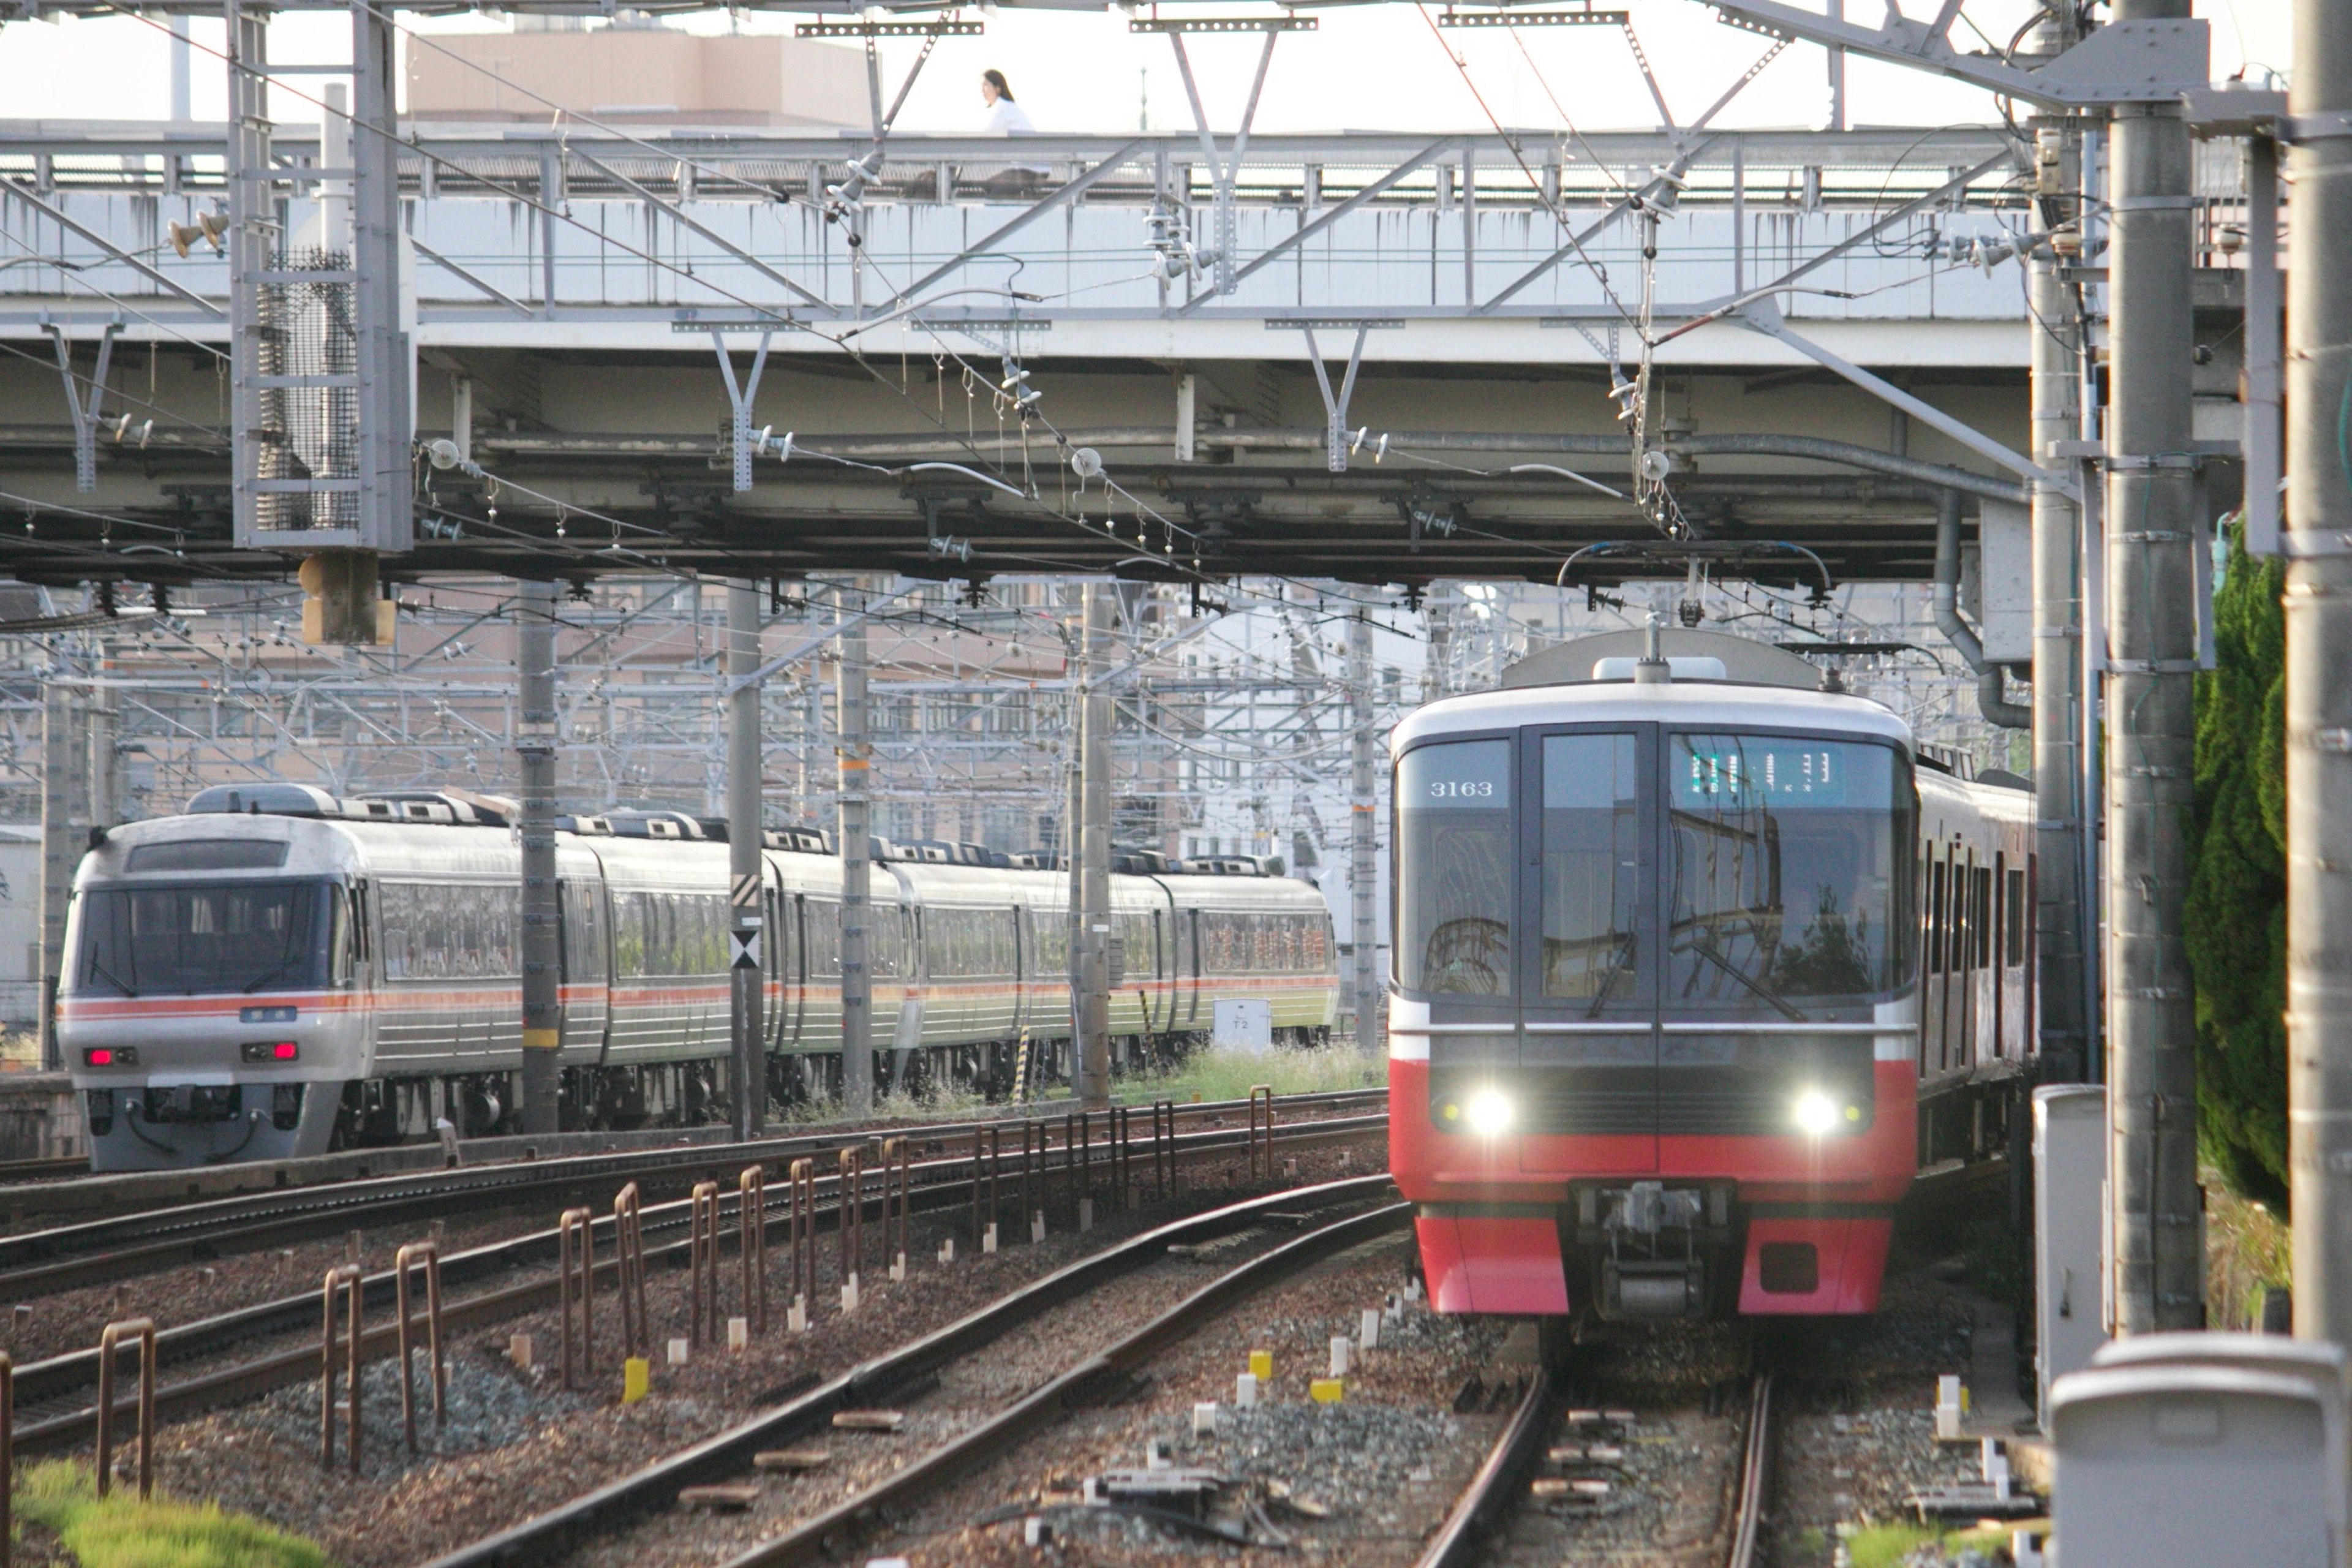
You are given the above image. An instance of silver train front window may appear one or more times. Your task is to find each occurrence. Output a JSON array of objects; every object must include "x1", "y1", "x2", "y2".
[
  {"x1": 74, "y1": 879, "x2": 333, "y2": 997},
  {"x1": 1396, "y1": 738, "x2": 1513, "y2": 997},
  {"x1": 1666, "y1": 734, "x2": 1913, "y2": 1014}
]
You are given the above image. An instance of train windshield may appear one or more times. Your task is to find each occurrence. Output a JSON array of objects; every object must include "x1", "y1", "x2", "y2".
[
  {"x1": 74, "y1": 879, "x2": 334, "y2": 997},
  {"x1": 1667, "y1": 733, "x2": 1913, "y2": 1015},
  {"x1": 1396, "y1": 738, "x2": 1515, "y2": 996}
]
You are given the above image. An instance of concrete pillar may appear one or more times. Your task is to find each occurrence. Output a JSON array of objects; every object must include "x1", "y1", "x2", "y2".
[
  {"x1": 2102, "y1": 0, "x2": 2203, "y2": 1335},
  {"x1": 1074, "y1": 582, "x2": 1115, "y2": 1107},
  {"x1": 837, "y1": 581, "x2": 874, "y2": 1115},
  {"x1": 517, "y1": 579, "x2": 561, "y2": 1136},
  {"x1": 1349, "y1": 606, "x2": 1380, "y2": 1054},
  {"x1": 2288, "y1": 0, "x2": 2352, "y2": 1352},
  {"x1": 37, "y1": 681, "x2": 85, "y2": 1071},
  {"x1": 728, "y1": 581, "x2": 764, "y2": 1140},
  {"x1": 2030, "y1": 119, "x2": 2091, "y2": 1084}
]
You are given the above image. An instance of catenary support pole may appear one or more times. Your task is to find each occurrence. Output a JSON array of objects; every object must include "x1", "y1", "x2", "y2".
[
  {"x1": 37, "y1": 680, "x2": 84, "y2": 1072},
  {"x1": 2289, "y1": 0, "x2": 2352, "y2": 1352},
  {"x1": 837, "y1": 579, "x2": 874, "y2": 1115},
  {"x1": 728, "y1": 581, "x2": 764, "y2": 1140},
  {"x1": 1349, "y1": 605, "x2": 1380, "y2": 1054},
  {"x1": 517, "y1": 579, "x2": 561, "y2": 1136},
  {"x1": 1074, "y1": 582, "x2": 1115, "y2": 1108},
  {"x1": 2030, "y1": 110, "x2": 2090, "y2": 1085},
  {"x1": 2103, "y1": 0, "x2": 2202, "y2": 1336}
]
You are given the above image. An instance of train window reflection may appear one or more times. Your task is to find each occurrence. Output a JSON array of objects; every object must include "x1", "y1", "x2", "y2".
[
  {"x1": 77, "y1": 880, "x2": 330, "y2": 997},
  {"x1": 1396, "y1": 739, "x2": 1513, "y2": 997},
  {"x1": 1541, "y1": 733, "x2": 1643, "y2": 1009},
  {"x1": 1667, "y1": 734, "x2": 1913, "y2": 1014}
]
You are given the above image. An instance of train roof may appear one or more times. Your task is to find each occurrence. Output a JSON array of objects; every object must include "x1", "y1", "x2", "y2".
[{"x1": 1395, "y1": 677, "x2": 1912, "y2": 754}]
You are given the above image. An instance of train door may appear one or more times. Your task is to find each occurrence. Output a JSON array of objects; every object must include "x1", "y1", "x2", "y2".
[
  {"x1": 1517, "y1": 726, "x2": 1657, "y2": 1175},
  {"x1": 558, "y1": 858, "x2": 610, "y2": 1062}
]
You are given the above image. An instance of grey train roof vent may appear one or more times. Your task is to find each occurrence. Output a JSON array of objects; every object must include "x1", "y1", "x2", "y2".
[
  {"x1": 603, "y1": 810, "x2": 709, "y2": 841},
  {"x1": 1501, "y1": 628, "x2": 1825, "y2": 691},
  {"x1": 188, "y1": 782, "x2": 344, "y2": 818}
]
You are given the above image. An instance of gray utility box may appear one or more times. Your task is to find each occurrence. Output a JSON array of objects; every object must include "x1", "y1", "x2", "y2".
[
  {"x1": 2051, "y1": 1361, "x2": 2343, "y2": 1568},
  {"x1": 2035, "y1": 1084, "x2": 2109, "y2": 1427}
]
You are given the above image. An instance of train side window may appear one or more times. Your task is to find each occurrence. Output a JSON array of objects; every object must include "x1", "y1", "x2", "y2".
[
  {"x1": 1928, "y1": 860, "x2": 1947, "y2": 975},
  {"x1": 2006, "y1": 867, "x2": 2027, "y2": 967},
  {"x1": 1395, "y1": 737, "x2": 1513, "y2": 997},
  {"x1": 1974, "y1": 866, "x2": 1992, "y2": 970}
]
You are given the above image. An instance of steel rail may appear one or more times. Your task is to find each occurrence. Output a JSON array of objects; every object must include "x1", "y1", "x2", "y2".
[
  {"x1": 7, "y1": 1109, "x2": 1389, "y2": 1447},
  {"x1": 420, "y1": 1175, "x2": 1403, "y2": 1568},
  {"x1": 1411, "y1": 1367, "x2": 1561, "y2": 1568},
  {"x1": 1725, "y1": 1371, "x2": 1774, "y2": 1568},
  {"x1": 0, "y1": 1087, "x2": 1384, "y2": 1287}
]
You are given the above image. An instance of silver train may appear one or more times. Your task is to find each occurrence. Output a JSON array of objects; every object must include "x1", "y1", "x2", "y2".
[{"x1": 60, "y1": 784, "x2": 1340, "y2": 1170}]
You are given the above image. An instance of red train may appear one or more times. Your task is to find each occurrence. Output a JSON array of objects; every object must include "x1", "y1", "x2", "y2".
[{"x1": 1389, "y1": 631, "x2": 2032, "y2": 1320}]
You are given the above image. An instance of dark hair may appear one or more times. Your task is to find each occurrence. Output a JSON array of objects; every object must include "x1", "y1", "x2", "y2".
[{"x1": 982, "y1": 69, "x2": 1014, "y2": 102}]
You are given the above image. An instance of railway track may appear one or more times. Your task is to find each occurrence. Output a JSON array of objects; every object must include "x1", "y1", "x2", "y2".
[
  {"x1": 6, "y1": 1104, "x2": 1389, "y2": 1453},
  {"x1": 421, "y1": 1174, "x2": 1406, "y2": 1568},
  {"x1": 0, "y1": 1154, "x2": 91, "y2": 1185},
  {"x1": 1421, "y1": 1346, "x2": 1775, "y2": 1568},
  {"x1": 0, "y1": 1086, "x2": 1384, "y2": 1295}
]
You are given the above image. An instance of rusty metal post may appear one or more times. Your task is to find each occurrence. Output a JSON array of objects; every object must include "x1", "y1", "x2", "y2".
[
  {"x1": 838, "y1": 1145, "x2": 865, "y2": 1286},
  {"x1": 394, "y1": 1240, "x2": 445, "y2": 1454},
  {"x1": 614, "y1": 1182, "x2": 648, "y2": 1359},
  {"x1": 739, "y1": 1165, "x2": 767, "y2": 1335},
  {"x1": 1153, "y1": 1100, "x2": 1176, "y2": 1199},
  {"x1": 789, "y1": 1156, "x2": 816, "y2": 1311},
  {"x1": 1063, "y1": 1112, "x2": 1079, "y2": 1216},
  {"x1": 969, "y1": 1129, "x2": 986, "y2": 1250},
  {"x1": 557, "y1": 1206, "x2": 594, "y2": 1389},
  {"x1": 318, "y1": 1267, "x2": 361, "y2": 1476},
  {"x1": 1020, "y1": 1120, "x2": 1039, "y2": 1234},
  {"x1": 688, "y1": 1180, "x2": 722, "y2": 1348},
  {"x1": 1114, "y1": 1105, "x2": 1131, "y2": 1210},
  {"x1": 96, "y1": 1318, "x2": 156, "y2": 1499},
  {"x1": 881, "y1": 1136, "x2": 910, "y2": 1276},
  {"x1": 1249, "y1": 1085, "x2": 1274, "y2": 1183}
]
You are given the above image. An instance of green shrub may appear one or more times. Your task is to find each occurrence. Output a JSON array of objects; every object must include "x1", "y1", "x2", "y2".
[
  {"x1": 15, "y1": 1461, "x2": 331, "y2": 1568},
  {"x1": 2185, "y1": 517, "x2": 2290, "y2": 1208}
]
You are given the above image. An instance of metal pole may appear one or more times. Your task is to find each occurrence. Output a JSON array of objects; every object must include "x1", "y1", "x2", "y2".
[
  {"x1": 2030, "y1": 115, "x2": 2089, "y2": 1084},
  {"x1": 2288, "y1": 0, "x2": 2352, "y2": 1352},
  {"x1": 518, "y1": 579, "x2": 560, "y2": 1136},
  {"x1": 37, "y1": 682, "x2": 80, "y2": 1072},
  {"x1": 2103, "y1": 0, "x2": 2202, "y2": 1335},
  {"x1": 1349, "y1": 605, "x2": 1380, "y2": 1054},
  {"x1": 838, "y1": 580, "x2": 874, "y2": 1115},
  {"x1": 1075, "y1": 582, "x2": 1114, "y2": 1107},
  {"x1": 728, "y1": 581, "x2": 764, "y2": 1139}
]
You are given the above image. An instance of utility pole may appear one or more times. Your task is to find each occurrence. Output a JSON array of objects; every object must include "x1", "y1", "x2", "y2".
[
  {"x1": 1074, "y1": 582, "x2": 1115, "y2": 1108},
  {"x1": 2029, "y1": 99, "x2": 2090, "y2": 1085},
  {"x1": 37, "y1": 678, "x2": 86, "y2": 1072},
  {"x1": 517, "y1": 579, "x2": 561, "y2": 1136},
  {"x1": 1348, "y1": 606, "x2": 1381, "y2": 1054},
  {"x1": 837, "y1": 580, "x2": 874, "y2": 1115},
  {"x1": 2288, "y1": 0, "x2": 2352, "y2": 1351},
  {"x1": 2103, "y1": 0, "x2": 2202, "y2": 1335},
  {"x1": 727, "y1": 581, "x2": 764, "y2": 1140}
]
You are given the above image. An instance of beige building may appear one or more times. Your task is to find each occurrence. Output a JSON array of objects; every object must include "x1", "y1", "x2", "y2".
[{"x1": 405, "y1": 20, "x2": 870, "y2": 127}]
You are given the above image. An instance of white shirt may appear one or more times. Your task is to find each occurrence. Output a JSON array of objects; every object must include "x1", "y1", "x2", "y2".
[{"x1": 982, "y1": 97, "x2": 1037, "y2": 135}]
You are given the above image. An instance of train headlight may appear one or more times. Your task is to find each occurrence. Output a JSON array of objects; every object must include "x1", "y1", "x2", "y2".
[
  {"x1": 1792, "y1": 1090, "x2": 1841, "y2": 1137},
  {"x1": 1464, "y1": 1088, "x2": 1515, "y2": 1137}
]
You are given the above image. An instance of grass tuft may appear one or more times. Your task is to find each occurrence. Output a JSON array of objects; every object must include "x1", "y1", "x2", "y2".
[
  {"x1": 1119, "y1": 1045, "x2": 1386, "y2": 1106},
  {"x1": 17, "y1": 1461, "x2": 331, "y2": 1568}
]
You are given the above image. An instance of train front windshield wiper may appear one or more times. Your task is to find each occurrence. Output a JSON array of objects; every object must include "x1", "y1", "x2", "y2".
[
  {"x1": 85, "y1": 955, "x2": 137, "y2": 997},
  {"x1": 241, "y1": 954, "x2": 303, "y2": 993}
]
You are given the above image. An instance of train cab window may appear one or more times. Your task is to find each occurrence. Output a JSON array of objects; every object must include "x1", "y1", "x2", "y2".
[
  {"x1": 803, "y1": 897, "x2": 842, "y2": 977},
  {"x1": 1666, "y1": 734, "x2": 1914, "y2": 1014},
  {"x1": 77, "y1": 880, "x2": 335, "y2": 997},
  {"x1": 1539, "y1": 733, "x2": 1643, "y2": 1008},
  {"x1": 561, "y1": 880, "x2": 606, "y2": 981},
  {"x1": 1395, "y1": 738, "x2": 1514, "y2": 997}
]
